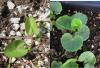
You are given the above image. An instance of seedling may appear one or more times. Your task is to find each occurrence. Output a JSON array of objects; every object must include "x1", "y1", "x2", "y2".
[
  {"x1": 61, "y1": 33, "x2": 83, "y2": 52},
  {"x1": 25, "y1": 16, "x2": 39, "y2": 36},
  {"x1": 51, "y1": 61, "x2": 62, "y2": 68},
  {"x1": 4, "y1": 16, "x2": 39, "y2": 68},
  {"x1": 78, "y1": 51, "x2": 96, "y2": 68},
  {"x1": 50, "y1": 2, "x2": 62, "y2": 15},
  {"x1": 55, "y1": 13, "x2": 90, "y2": 52},
  {"x1": 61, "y1": 59, "x2": 78, "y2": 68}
]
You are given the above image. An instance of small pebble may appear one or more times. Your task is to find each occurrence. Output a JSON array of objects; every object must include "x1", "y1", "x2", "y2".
[
  {"x1": 46, "y1": 33, "x2": 50, "y2": 38},
  {"x1": 11, "y1": 57, "x2": 16, "y2": 63},
  {"x1": 7, "y1": 0, "x2": 15, "y2": 9},
  {"x1": 10, "y1": 18, "x2": 20, "y2": 24},
  {"x1": 16, "y1": 31, "x2": 22, "y2": 36},
  {"x1": 45, "y1": 22, "x2": 51, "y2": 30},
  {"x1": 44, "y1": 57, "x2": 48, "y2": 63},
  {"x1": 10, "y1": 30, "x2": 15, "y2": 36},
  {"x1": 38, "y1": 60, "x2": 44, "y2": 67},
  {"x1": 13, "y1": 24, "x2": 20, "y2": 30},
  {"x1": 20, "y1": 23, "x2": 25, "y2": 30},
  {"x1": 25, "y1": 65, "x2": 31, "y2": 68},
  {"x1": 24, "y1": 39, "x2": 32, "y2": 45},
  {"x1": 35, "y1": 41, "x2": 40, "y2": 45}
]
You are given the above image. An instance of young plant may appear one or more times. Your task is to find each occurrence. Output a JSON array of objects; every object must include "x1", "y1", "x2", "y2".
[
  {"x1": 50, "y1": 2, "x2": 62, "y2": 15},
  {"x1": 78, "y1": 51, "x2": 96, "y2": 68},
  {"x1": 51, "y1": 61, "x2": 62, "y2": 68},
  {"x1": 25, "y1": 16, "x2": 39, "y2": 36},
  {"x1": 4, "y1": 40, "x2": 28, "y2": 57},
  {"x1": 56, "y1": 13, "x2": 90, "y2": 52},
  {"x1": 61, "y1": 59, "x2": 78, "y2": 68},
  {"x1": 4, "y1": 16, "x2": 39, "y2": 68}
]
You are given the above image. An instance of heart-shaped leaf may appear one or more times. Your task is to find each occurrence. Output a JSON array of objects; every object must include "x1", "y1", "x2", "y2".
[
  {"x1": 51, "y1": 61, "x2": 62, "y2": 68},
  {"x1": 50, "y1": 2, "x2": 62, "y2": 15},
  {"x1": 61, "y1": 59, "x2": 78, "y2": 68},
  {"x1": 78, "y1": 51, "x2": 96, "y2": 65},
  {"x1": 56, "y1": 15, "x2": 71, "y2": 30},
  {"x1": 71, "y1": 18, "x2": 82, "y2": 31},
  {"x1": 4, "y1": 40, "x2": 28, "y2": 58},
  {"x1": 25, "y1": 16, "x2": 39, "y2": 36},
  {"x1": 72, "y1": 13, "x2": 88, "y2": 24},
  {"x1": 75, "y1": 25, "x2": 90, "y2": 41},
  {"x1": 61, "y1": 33, "x2": 83, "y2": 52}
]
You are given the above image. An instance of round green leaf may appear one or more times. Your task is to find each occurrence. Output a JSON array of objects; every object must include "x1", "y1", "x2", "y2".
[
  {"x1": 50, "y1": 2, "x2": 62, "y2": 14},
  {"x1": 51, "y1": 61, "x2": 62, "y2": 68},
  {"x1": 78, "y1": 51, "x2": 96, "y2": 65},
  {"x1": 61, "y1": 33, "x2": 83, "y2": 52},
  {"x1": 75, "y1": 25, "x2": 90, "y2": 41},
  {"x1": 71, "y1": 18, "x2": 82, "y2": 31},
  {"x1": 84, "y1": 63, "x2": 95, "y2": 68},
  {"x1": 61, "y1": 59, "x2": 78, "y2": 68},
  {"x1": 56, "y1": 15, "x2": 71, "y2": 30},
  {"x1": 25, "y1": 16, "x2": 39, "y2": 36},
  {"x1": 4, "y1": 40, "x2": 28, "y2": 58},
  {"x1": 72, "y1": 13, "x2": 88, "y2": 24}
]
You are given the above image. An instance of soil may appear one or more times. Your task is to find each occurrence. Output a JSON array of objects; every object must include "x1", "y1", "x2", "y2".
[{"x1": 50, "y1": 3, "x2": 100, "y2": 68}]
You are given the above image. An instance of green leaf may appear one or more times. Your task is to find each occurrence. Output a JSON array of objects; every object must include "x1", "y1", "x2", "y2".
[
  {"x1": 72, "y1": 13, "x2": 88, "y2": 24},
  {"x1": 4, "y1": 40, "x2": 28, "y2": 58},
  {"x1": 78, "y1": 51, "x2": 96, "y2": 65},
  {"x1": 50, "y1": 2, "x2": 62, "y2": 15},
  {"x1": 61, "y1": 33, "x2": 83, "y2": 52},
  {"x1": 51, "y1": 61, "x2": 62, "y2": 68},
  {"x1": 25, "y1": 16, "x2": 39, "y2": 36},
  {"x1": 71, "y1": 18, "x2": 82, "y2": 31},
  {"x1": 61, "y1": 59, "x2": 78, "y2": 68},
  {"x1": 75, "y1": 25, "x2": 90, "y2": 41},
  {"x1": 84, "y1": 63, "x2": 95, "y2": 68},
  {"x1": 56, "y1": 15, "x2": 71, "y2": 30}
]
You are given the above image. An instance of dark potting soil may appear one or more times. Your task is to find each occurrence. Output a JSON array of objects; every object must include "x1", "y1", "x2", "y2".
[{"x1": 50, "y1": 3, "x2": 100, "y2": 68}]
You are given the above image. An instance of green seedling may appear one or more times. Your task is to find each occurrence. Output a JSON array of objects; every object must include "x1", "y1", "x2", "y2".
[
  {"x1": 51, "y1": 61, "x2": 62, "y2": 68},
  {"x1": 25, "y1": 16, "x2": 39, "y2": 36},
  {"x1": 55, "y1": 13, "x2": 90, "y2": 52},
  {"x1": 71, "y1": 18, "x2": 82, "y2": 31},
  {"x1": 4, "y1": 16, "x2": 39, "y2": 68},
  {"x1": 61, "y1": 59, "x2": 78, "y2": 68},
  {"x1": 72, "y1": 13, "x2": 88, "y2": 25},
  {"x1": 61, "y1": 33, "x2": 83, "y2": 52},
  {"x1": 56, "y1": 15, "x2": 71, "y2": 30},
  {"x1": 4, "y1": 40, "x2": 28, "y2": 58},
  {"x1": 78, "y1": 51, "x2": 96, "y2": 68},
  {"x1": 50, "y1": 2, "x2": 62, "y2": 15}
]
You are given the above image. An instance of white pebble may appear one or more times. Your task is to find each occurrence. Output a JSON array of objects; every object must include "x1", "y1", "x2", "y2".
[
  {"x1": 16, "y1": 61, "x2": 20, "y2": 63},
  {"x1": 28, "y1": 14, "x2": 32, "y2": 17},
  {"x1": 16, "y1": 31, "x2": 21, "y2": 36},
  {"x1": 7, "y1": 1, "x2": 15, "y2": 9},
  {"x1": 46, "y1": 33, "x2": 50, "y2": 38},
  {"x1": 24, "y1": 39, "x2": 32, "y2": 45},
  {"x1": 20, "y1": 23, "x2": 25, "y2": 30},
  {"x1": 17, "y1": 5, "x2": 28, "y2": 14},
  {"x1": 35, "y1": 41, "x2": 40, "y2": 45},
  {"x1": 13, "y1": 24, "x2": 20, "y2": 30},
  {"x1": 25, "y1": 65, "x2": 31, "y2": 68},
  {"x1": 10, "y1": 18, "x2": 20, "y2": 24},
  {"x1": 45, "y1": 22, "x2": 51, "y2": 30},
  {"x1": 11, "y1": 57, "x2": 16, "y2": 63},
  {"x1": 38, "y1": 60, "x2": 44, "y2": 66},
  {"x1": 44, "y1": 57, "x2": 48, "y2": 63},
  {"x1": 10, "y1": 30, "x2": 15, "y2": 36}
]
